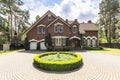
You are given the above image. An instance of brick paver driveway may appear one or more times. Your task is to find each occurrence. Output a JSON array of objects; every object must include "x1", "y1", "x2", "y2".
[{"x1": 0, "y1": 51, "x2": 120, "y2": 80}]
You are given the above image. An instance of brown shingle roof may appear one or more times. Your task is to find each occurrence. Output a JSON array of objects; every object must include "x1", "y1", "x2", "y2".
[{"x1": 79, "y1": 23, "x2": 99, "y2": 31}]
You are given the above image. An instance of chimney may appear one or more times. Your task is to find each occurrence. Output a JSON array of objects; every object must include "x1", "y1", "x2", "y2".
[
  {"x1": 66, "y1": 19, "x2": 68, "y2": 23},
  {"x1": 75, "y1": 19, "x2": 77, "y2": 22},
  {"x1": 88, "y1": 20, "x2": 92, "y2": 23}
]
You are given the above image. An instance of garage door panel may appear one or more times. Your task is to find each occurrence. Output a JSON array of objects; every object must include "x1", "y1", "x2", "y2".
[
  {"x1": 40, "y1": 42, "x2": 47, "y2": 50},
  {"x1": 30, "y1": 42, "x2": 37, "y2": 50}
]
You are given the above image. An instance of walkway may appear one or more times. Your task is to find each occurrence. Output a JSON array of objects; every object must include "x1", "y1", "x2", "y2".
[{"x1": 0, "y1": 51, "x2": 120, "y2": 80}]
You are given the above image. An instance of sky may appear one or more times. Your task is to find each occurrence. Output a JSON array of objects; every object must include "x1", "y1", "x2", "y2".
[{"x1": 21, "y1": 0, "x2": 101, "y2": 23}]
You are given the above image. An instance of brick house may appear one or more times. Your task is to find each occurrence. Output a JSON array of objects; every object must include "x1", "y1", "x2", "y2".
[{"x1": 26, "y1": 10, "x2": 99, "y2": 50}]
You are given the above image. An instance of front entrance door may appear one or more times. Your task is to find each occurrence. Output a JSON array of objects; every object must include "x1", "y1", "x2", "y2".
[{"x1": 71, "y1": 39, "x2": 80, "y2": 48}]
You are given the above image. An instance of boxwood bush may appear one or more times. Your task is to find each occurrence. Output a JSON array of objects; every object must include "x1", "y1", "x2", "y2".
[{"x1": 33, "y1": 52, "x2": 83, "y2": 71}]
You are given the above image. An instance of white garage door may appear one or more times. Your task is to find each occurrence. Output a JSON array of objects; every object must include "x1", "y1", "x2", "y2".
[
  {"x1": 40, "y1": 42, "x2": 47, "y2": 50},
  {"x1": 30, "y1": 42, "x2": 37, "y2": 50}
]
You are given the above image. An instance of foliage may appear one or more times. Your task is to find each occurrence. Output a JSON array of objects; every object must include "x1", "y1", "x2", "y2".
[
  {"x1": 83, "y1": 46, "x2": 103, "y2": 50},
  {"x1": 11, "y1": 36, "x2": 23, "y2": 46},
  {"x1": 100, "y1": 38, "x2": 107, "y2": 43},
  {"x1": 0, "y1": 0, "x2": 30, "y2": 44},
  {"x1": 33, "y1": 52, "x2": 83, "y2": 71},
  {"x1": 63, "y1": 46, "x2": 71, "y2": 51},
  {"x1": 99, "y1": 0, "x2": 119, "y2": 47},
  {"x1": 24, "y1": 37, "x2": 29, "y2": 50},
  {"x1": 45, "y1": 33, "x2": 53, "y2": 51},
  {"x1": 0, "y1": 36, "x2": 7, "y2": 44},
  {"x1": 37, "y1": 42, "x2": 40, "y2": 50},
  {"x1": 35, "y1": 15, "x2": 40, "y2": 21},
  {"x1": 63, "y1": 38, "x2": 71, "y2": 51}
]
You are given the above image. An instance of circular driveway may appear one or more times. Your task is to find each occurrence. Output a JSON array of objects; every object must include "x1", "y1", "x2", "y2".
[{"x1": 0, "y1": 51, "x2": 120, "y2": 80}]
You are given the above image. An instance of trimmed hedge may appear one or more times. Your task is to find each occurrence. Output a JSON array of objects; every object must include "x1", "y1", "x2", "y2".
[
  {"x1": 83, "y1": 46, "x2": 103, "y2": 50},
  {"x1": 33, "y1": 52, "x2": 83, "y2": 71}
]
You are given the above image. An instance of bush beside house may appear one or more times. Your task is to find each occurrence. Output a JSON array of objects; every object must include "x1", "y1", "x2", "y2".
[{"x1": 24, "y1": 37, "x2": 30, "y2": 50}]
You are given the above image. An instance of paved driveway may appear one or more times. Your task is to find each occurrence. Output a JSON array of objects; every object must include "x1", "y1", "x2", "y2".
[{"x1": 0, "y1": 51, "x2": 120, "y2": 80}]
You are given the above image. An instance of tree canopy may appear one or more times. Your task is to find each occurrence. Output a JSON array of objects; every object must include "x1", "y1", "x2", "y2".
[{"x1": 98, "y1": 0, "x2": 120, "y2": 46}]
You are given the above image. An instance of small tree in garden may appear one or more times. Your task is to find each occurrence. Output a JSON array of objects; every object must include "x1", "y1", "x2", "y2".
[
  {"x1": 45, "y1": 33, "x2": 53, "y2": 51},
  {"x1": 24, "y1": 37, "x2": 30, "y2": 50},
  {"x1": 37, "y1": 42, "x2": 40, "y2": 50},
  {"x1": 63, "y1": 38, "x2": 70, "y2": 51}
]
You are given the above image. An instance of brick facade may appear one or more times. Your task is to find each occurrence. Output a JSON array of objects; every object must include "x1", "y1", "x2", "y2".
[{"x1": 26, "y1": 10, "x2": 99, "y2": 50}]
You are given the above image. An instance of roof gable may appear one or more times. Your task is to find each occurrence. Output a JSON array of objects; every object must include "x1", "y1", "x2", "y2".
[
  {"x1": 26, "y1": 10, "x2": 57, "y2": 34},
  {"x1": 47, "y1": 16, "x2": 71, "y2": 28}
]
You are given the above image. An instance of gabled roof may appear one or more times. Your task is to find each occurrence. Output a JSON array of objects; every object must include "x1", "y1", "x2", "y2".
[
  {"x1": 68, "y1": 20, "x2": 74, "y2": 24},
  {"x1": 47, "y1": 16, "x2": 71, "y2": 28},
  {"x1": 25, "y1": 10, "x2": 57, "y2": 34},
  {"x1": 80, "y1": 23, "x2": 99, "y2": 31}
]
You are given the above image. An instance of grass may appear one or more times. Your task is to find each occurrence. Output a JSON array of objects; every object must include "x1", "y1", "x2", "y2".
[
  {"x1": 0, "y1": 49, "x2": 23, "y2": 56},
  {"x1": 90, "y1": 48, "x2": 120, "y2": 56},
  {"x1": 41, "y1": 54, "x2": 76, "y2": 62}
]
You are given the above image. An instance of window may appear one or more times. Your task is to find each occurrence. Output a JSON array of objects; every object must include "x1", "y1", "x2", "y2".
[
  {"x1": 72, "y1": 25, "x2": 77, "y2": 33},
  {"x1": 55, "y1": 38, "x2": 62, "y2": 46},
  {"x1": 59, "y1": 26, "x2": 63, "y2": 33},
  {"x1": 87, "y1": 38, "x2": 91, "y2": 46},
  {"x1": 92, "y1": 38, "x2": 96, "y2": 47},
  {"x1": 38, "y1": 26, "x2": 46, "y2": 34},
  {"x1": 54, "y1": 25, "x2": 63, "y2": 33},
  {"x1": 54, "y1": 26, "x2": 58, "y2": 33},
  {"x1": 48, "y1": 15, "x2": 52, "y2": 21}
]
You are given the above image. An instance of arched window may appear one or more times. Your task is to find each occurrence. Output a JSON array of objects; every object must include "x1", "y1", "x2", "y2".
[
  {"x1": 92, "y1": 38, "x2": 96, "y2": 47},
  {"x1": 54, "y1": 23, "x2": 63, "y2": 33},
  {"x1": 83, "y1": 38, "x2": 87, "y2": 46},
  {"x1": 87, "y1": 38, "x2": 91, "y2": 47},
  {"x1": 38, "y1": 25, "x2": 46, "y2": 34},
  {"x1": 72, "y1": 25, "x2": 77, "y2": 33}
]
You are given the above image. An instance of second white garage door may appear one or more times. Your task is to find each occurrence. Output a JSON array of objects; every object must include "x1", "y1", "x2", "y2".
[{"x1": 40, "y1": 42, "x2": 47, "y2": 50}]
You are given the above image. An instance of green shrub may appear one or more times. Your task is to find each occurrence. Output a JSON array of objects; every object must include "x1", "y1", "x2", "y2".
[
  {"x1": 33, "y1": 52, "x2": 83, "y2": 71},
  {"x1": 24, "y1": 37, "x2": 30, "y2": 50},
  {"x1": 37, "y1": 42, "x2": 40, "y2": 50},
  {"x1": 83, "y1": 46, "x2": 103, "y2": 50},
  {"x1": 63, "y1": 46, "x2": 71, "y2": 51}
]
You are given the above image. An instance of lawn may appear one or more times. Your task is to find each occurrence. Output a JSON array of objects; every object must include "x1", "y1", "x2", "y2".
[
  {"x1": 0, "y1": 49, "x2": 23, "y2": 56},
  {"x1": 90, "y1": 48, "x2": 120, "y2": 56}
]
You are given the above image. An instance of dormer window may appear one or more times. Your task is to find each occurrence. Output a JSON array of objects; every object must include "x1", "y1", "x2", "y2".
[
  {"x1": 37, "y1": 25, "x2": 46, "y2": 34},
  {"x1": 54, "y1": 23, "x2": 63, "y2": 33},
  {"x1": 48, "y1": 14, "x2": 52, "y2": 21},
  {"x1": 72, "y1": 25, "x2": 77, "y2": 33}
]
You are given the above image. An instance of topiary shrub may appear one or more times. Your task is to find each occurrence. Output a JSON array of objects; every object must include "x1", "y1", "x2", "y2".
[{"x1": 33, "y1": 52, "x2": 83, "y2": 71}]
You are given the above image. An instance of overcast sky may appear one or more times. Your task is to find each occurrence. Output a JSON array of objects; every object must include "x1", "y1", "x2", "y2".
[{"x1": 21, "y1": 0, "x2": 101, "y2": 23}]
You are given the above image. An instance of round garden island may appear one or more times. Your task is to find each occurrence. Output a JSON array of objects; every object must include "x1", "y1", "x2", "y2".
[{"x1": 33, "y1": 52, "x2": 83, "y2": 71}]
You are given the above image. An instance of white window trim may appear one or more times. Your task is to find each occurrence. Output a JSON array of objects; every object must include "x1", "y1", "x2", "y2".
[
  {"x1": 48, "y1": 14, "x2": 52, "y2": 21},
  {"x1": 73, "y1": 25, "x2": 77, "y2": 33},
  {"x1": 54, "y1": 24, "x2": 63, "y2": 33},
  {"x1": 38, "y1": 26, "x2": 46, "y2": 34},
  {"x1": 59, "y1": 26, "x2": 63, "y2": 33},
  {"x1": 55, "y1": 38, "x2": 62, "y2": 46},
  {"x1": 54, "y1": 22, "x2": 63, "y2": 26},
  {"x1": 54, "y1": 26, "x2": 58, "y2": 33}
]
